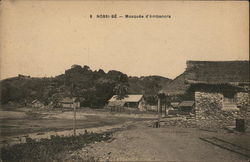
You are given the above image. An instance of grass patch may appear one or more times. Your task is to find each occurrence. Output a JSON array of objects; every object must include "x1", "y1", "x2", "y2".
[{"x1": 1, "y1": 131, "x2": 112, "y2": 162}]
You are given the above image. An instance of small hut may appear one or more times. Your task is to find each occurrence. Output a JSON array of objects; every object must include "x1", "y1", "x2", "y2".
[
  {"x1": 60, "y1": 97, "x2": 80, "y2": 108},
  {"x1": 178, "y1": 101, "x2": 195, "y2": 114},
  {"x1": 31, "y1": 100, "x2": 44, "y2": 108},
  {"x1": 108, "y1": 95, "x2": 145, "y2": 110}
]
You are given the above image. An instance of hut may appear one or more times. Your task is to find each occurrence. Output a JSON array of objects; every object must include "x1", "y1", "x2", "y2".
[
  {"x1": 185, "y1": 61, "x2": 249, "y2": 111},
  {"x1": 108, "y1": 95, "x2": 145, "y2": 110},
  {"x1": 170, "y1": 102, "x2": 180, "y2": 110},
  {"x1": 159, "y1": 60, "x2": 249, "y2": 128},
  {"x1": 31, "y1": 100, "x2": 44, "y2": 108},
  {"x1": 178, "y1": 101, "x2": 195, "y2": 114},
  {"x1": 60, "y1": 97, "x2": 80, "y2": 108}
]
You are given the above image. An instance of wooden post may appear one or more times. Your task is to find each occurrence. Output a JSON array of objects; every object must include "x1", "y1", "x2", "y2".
[
  {"x1": 157, "y1": 97, "x2": 161, "y2": 118},
  {"x1": 73, "y1": 105, "x2": 76, "y2": 136},
  {"x1": 164, "y1": 97, "x2": 167, "y2": 117},
  {"x1": 160, "y1": 101, "x2": 162, "y2": 116},
  {"x1": 71, "y1": 83, "x2": 76, "y2": 136}
]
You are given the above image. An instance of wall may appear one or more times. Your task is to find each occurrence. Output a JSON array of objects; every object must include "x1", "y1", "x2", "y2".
[
  {"x1": 235, "y1": 92, "x2": 249, "y2": 108},
  {"x1": 195, "y1": 91, "x2": 249, "y2": 130}
]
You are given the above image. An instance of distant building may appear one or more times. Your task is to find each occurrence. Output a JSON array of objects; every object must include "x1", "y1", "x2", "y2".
[
  {"x1": 170, "y1": 102, "x2": 180, "y2": 110},
  {"x1": 31, "y1": 100, "x2": 44, "y2": 108},
  {"x1": 108, "y1": 95, "x2": 145, "y2": 110},
  {"x1": 60, "y1": 97, "x2": 80, "y2": 108},
  {"x1": 178, "y1": 101, "x2": 195, "y2": 114}
]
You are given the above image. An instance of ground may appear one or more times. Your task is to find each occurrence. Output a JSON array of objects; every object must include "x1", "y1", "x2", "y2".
[
  {"x1": 62, "y1": 122, "x2": 250, "y2": 161},
  {"x1": 0, "y1": 106, "x2": 156, "y2": 146},
  {"x1": 1, "y1": 107, "x2": 250, "y2": 161}
]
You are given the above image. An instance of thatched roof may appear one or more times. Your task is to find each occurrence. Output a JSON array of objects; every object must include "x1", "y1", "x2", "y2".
[
  {"x1": 185, "y1": 61, "x2": 249, "y2": 84},
  {"x1": 159, "y1": 73, "x2": 190, "y2": 95},
  {"x1": 159, "y1": 60, "x2": 249, "y2": 95}
]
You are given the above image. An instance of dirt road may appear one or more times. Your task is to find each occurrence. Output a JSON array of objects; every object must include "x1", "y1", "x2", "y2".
[
  {"x1": 65, "y1": 122, "x2": 250, "y2": 161},
  {"x1": 1, "y1": 108, "x2": 250, "y2": 161}
]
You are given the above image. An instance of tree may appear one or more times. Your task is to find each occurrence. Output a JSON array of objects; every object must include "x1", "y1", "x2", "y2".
[
  {"x1": 113, "y1": 83, "x2": 128, "y2": 100},
  {"x1": 82, "y1": 65, "x2": 90, "y2": 71}
]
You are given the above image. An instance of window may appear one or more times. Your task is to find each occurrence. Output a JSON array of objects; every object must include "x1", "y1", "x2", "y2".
[{"x1": 222, "y1": 91, "x2": 239, "y2": 111}]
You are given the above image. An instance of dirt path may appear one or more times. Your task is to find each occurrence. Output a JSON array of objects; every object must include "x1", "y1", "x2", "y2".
[{"x1": 64, "y1": 122, "x2": 250, "y2": 161}]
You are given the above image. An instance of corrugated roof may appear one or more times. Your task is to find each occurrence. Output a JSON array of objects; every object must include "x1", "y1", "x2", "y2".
[
  {"x1": 179, "y1": 101, "x2": 195, "y2": 107},
  {"x1": 108, "y1": 95, "x2": 143, "y2": 102}
]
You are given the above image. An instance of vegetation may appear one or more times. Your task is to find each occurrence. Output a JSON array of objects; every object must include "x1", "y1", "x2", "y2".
[
  {"x1": 1, "y1": 132, "x2": 112, "y2": 162},
  {"x1": 0, "y1": 65, "x2": 171, "y2": 107}
]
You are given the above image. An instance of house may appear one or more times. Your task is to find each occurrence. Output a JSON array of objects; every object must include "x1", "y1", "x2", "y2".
[
  {"x1": 60, "y1": 97, "x2": 80, "y2": 108},
  {"x1": 159, "y1": 60, "x2": 249, "y2": 128},
  {"x1": 178, "y1": 101, "x2": 195, "y2": 114},
  {"x1": 170, "y1": 102, "x2": 180, "y2": 110},
  {"x1": 185, "y1": 61, "x2": 249, "y2": 110},
  {"x1": 31, "y1": 99, "x2": 44, "y2": 108},
  {"x1": 108, "y1": 95, "x2": 145, "y2": 110},
  {"x1": 186, "y1": 61, "x2": 249, "y2": 128}
]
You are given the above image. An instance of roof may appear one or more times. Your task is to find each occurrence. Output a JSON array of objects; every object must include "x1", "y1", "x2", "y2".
[
  {"x1": 107, "y1": 100, "x2": 125, "y2": 107},
  {"x1": 61, "y1": 97, "x2": 78, "y2": 103},
  {"x1": 179, "y1": 101, "x2": 195, "y2": 107},
  {"x1": 31, "y1": 99, "x2": 41, "y2": 104},
  {"x1": 159, "y1": 73, "x2": 190, "y2": 95},
  {"x1": 109, "y1": 95, "x2": 143, "y2": 103},
  {"x1": 170, "y1": 102, "x2": 179, "y2": 108},
  {"x1": 159, "y1": 60, "x2": 249, "y2": 95},
  {"x1": 185, "y1": 61, "x2": 249, "y2": 84}
]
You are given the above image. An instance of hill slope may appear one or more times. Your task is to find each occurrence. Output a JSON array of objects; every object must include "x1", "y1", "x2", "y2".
[{"x1": 0, "y1": 65, "x2": 172, "y2": 107}]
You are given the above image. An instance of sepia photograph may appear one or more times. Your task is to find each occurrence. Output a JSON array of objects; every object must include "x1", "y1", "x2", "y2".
[{"x1": 0, "y1": 0, "x2": 249, "y2": 161}]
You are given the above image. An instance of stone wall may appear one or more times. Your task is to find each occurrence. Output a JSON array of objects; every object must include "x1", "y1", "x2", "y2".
[
  {"x1": 235, "y1": 92, "x2": 249, "y2": 108},
  {"x1": 195, "y1": 91, "x2": 249, "y2": 130}
]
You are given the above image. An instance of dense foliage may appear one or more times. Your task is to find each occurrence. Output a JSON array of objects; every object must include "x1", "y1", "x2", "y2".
[
  {"x1": 0, "y1": 65, "x2": 171, "y2": 107},
  {"x1": 1, "y1": 132, "x2": 112, "y2": 162}
]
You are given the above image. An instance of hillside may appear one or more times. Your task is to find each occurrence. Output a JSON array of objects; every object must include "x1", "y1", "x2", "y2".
[{"x1": 0, "y1": 65, "x2": 172, "y2": 107}]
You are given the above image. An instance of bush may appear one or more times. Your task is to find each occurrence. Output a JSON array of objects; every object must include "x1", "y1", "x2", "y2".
[{"x1": 1, "y1": 132, "x2": 112, "y2": 162}]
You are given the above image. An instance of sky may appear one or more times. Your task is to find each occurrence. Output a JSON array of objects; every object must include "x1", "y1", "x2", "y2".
[{"x1": 0, "y1": 1, "x2": 249, "y2": 80}]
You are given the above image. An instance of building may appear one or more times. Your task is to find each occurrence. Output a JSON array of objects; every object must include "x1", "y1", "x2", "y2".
[
  {"x1": 60, "y1": 97, "x2": 80, "y2": 108},
  {"x1": 31, "y1": 99, "x2": 44, "y2": 108},
  {"x1": 159, "y1": 60, "x2": 249, "y2": 128},
  {"x1": 178, "y1": 101, "x2": 195, "y2": 114},
  {"x1": 185, "y1": 61, "x2": 249, "y2": 127},
  {"x1": 170, "y1": 102, "x2": 180, "y2": 110},
  {"x1": 108, "y1": 95, "x2": 145, "y2": 110},
  {"x1": 185, "y1": 61, "x2": 249, "y2": 110}
]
